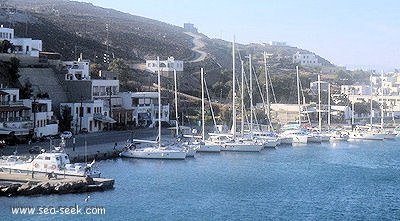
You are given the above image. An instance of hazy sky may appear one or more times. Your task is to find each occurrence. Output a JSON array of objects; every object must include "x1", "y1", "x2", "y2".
[{"x1": 82, "y1": 0, "x2": 400, "y2": 71}]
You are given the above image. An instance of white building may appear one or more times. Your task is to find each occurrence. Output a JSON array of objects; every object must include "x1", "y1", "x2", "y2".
[
  {"x1": 0, "y1": 88, "x2": 58, "y2": 143},
  {"x1": 24, "y1": 98, "x2": 58, "y2": 138},
  {"x1": 269, "y1": 41, "x2": 287, "y2": 46},
  {"x1": 60, "y1": 99, "x2": 116, "y2": 134},
  {"x1": 146, "y1": 57, "x2": 184, "y2": 73},
  {"x1": 341, "y1": 84, "x2": 372, "y2": 96},
  {"x1": 292, "y1": 51, "x2": 321, "y2": 66},
  {"x1": 63, "y1": 56, "x2": 91, "y2": 81},
  {"x1": 116, "y1": 91, "x2": 170, "y2": 127},
  {"x1": 0, "y1": 26, "x2": 42, "y2": 57}
]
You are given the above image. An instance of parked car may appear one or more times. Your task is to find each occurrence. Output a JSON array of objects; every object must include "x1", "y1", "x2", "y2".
[
  {"x1": 0, "y1": 139, "x2": 6, "y2": 148},
  {"x1": 29, "y1": 146, "x2": 45, "y2": 154},
  {"x1": 80, "y1": 128, "x2": 88, "y2": 133},
  {"x1": 60, "y1": 131, "x2": 73, "y2": 139}
]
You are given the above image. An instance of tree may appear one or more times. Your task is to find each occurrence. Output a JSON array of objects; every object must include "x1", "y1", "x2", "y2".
[
  {"x1": 59, "y1": 105, "x2": 73, "y2": 132},
  {"x1": 0, "y1": 40, "x2": 14, "y2": 53},
  {"x1": 108, "y1": 58, "x2": 129, "y2": 81},
  {"x1": 90, "y1": 63, "x2": 103, "y2": 79},
  {"x1": 353, "y1": 100, "x2": 380, "y2": 116},
  {"x1": 9, "y1": 57, "x2": 20, "y2": 80},
  {"x1": 20, "y1": 80, "x2": 33, "y2": 99}
]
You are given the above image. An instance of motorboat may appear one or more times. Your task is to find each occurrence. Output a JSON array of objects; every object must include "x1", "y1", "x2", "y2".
[{"x1": 0, "y1": 145, "x2": 100, "y2": 178}]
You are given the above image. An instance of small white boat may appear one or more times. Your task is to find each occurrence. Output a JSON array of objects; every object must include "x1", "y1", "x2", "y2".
[{"x1": 0, "y1": 147, "x2": 100, "y2": 178}]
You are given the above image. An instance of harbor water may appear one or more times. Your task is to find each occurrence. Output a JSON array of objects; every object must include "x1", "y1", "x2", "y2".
[{"x1": 2, "y1": 139, "x2": 400, "y2": 220}]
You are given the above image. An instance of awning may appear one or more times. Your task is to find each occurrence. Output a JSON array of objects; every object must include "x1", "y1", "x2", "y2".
[
  {"x1": 93, "y1": 115, "x2": 116, "y2": 123},
  {"x1": 0, "y1": 106, "x2": 31, "y2": 112}
]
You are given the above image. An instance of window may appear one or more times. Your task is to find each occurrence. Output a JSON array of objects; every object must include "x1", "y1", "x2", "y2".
[{"x1": 87, "y1": 107, "x2": 91, "y2": 114}]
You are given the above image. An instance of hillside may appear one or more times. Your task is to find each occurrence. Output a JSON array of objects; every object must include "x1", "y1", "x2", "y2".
[{"x1": 0, "y1": 0, "x2": 339, "y2": 105}]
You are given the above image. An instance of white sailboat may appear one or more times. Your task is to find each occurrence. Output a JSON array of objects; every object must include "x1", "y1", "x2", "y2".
[
  {"x1": 348, "y1": 73, "x2": 384, "y2": 141},
  {"x1": 171, "y1": 69, "x2": 199, "y2": 157},
  {"x1": 245, "y1": 53, "x2": 279, "y2": 148},
  {"x1": 278, "y1": 66, "x2": 312, "y2": 144},
  {"x1": 378, "y1": 72, "x2": 397, "y2": 139},
  {"x1": 221, "y1": 38, "x2": 263, "y2": 152},
  {"x1": 197, "y1": 68, "x2": 222, "y2": 152},
  {"x1": 120, "y1": 57, "x2": 187, "y2": 160}
]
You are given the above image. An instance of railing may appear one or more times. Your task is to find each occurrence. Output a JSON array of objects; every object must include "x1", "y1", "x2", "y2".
[{"x1": 0, "y1": 117, "x2": 31, "y2": 122}]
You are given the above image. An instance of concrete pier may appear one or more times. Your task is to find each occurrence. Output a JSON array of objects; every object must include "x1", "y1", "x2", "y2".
[{"x1": 0, "y1": 172, "x2": 114, "y2": 196}]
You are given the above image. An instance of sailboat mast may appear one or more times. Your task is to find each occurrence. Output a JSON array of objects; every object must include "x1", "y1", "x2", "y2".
[
  {"x1": 296, "y1": 66, "x2": 301, "y2": 125},
  {"x1": 232, "y1": 37, "x2": 236, "y2": 139},
  {"x1": 249, "y1": 54, "x2": 253, "y2": 133},
  {"x1": 327, "y1": 82, "x2": 331, "y2": 128},
  {"x1": 201, "y1": 68, "x2": 205, "y2": 142},
  {"x1": 380, "y1": 71, "x2": 384, "y2": 129},
  {"x1": 174, "y1": 69, "x2": 179, "y2": 137},
  {"x1": 157, "y1": 57, "x2": 162, "y2": 148},
  {"x1": 263, "y1": 52, "x2": 271, "y2": 131},
  {"x1": 370, "y1": 72, "x2": 373, "y2": 129},
  {"x1": 241, "y1": 60, "x2": 245, "y2": 137},
  {"x1": 318, "y1": 74, "x2": 322, "y2": 132}
]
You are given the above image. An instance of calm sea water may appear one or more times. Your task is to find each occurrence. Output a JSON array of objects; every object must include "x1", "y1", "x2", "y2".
[{"x1": 1, "y1": 139, "x2": 400, "y2": 220}]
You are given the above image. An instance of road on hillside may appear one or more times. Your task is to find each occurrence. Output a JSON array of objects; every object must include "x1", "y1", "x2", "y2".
[{"x1": 185, "y1": 32, "x2": 207, "y2": 62}]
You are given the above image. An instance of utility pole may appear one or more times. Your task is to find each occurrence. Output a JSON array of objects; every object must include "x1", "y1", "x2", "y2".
[
  {"x1": 32, "y1": 96, "x2": 36, "y2": 138},
  {"x1": 108, "y1": 86, "x2": 112, "y2": 130},
  {"x1": 79, "y1": 96, "x2": 83, "y2": 133}
]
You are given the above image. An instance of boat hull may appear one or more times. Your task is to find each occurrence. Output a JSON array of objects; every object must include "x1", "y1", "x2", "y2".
[
  {"x1": 221, "y1": 142, "x2": 263, "y2": 152},
  {"x1": 120, "y1": 148, "x2": 186, "y2": 160},
  {"x1": 197, "y1": 144, "x2": 221, "y2": 152},
  {"x1": 347, "y1": 132, "x2": 384, "y2": 141}
]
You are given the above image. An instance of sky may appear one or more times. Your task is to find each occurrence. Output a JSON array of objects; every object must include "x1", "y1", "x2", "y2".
[{"x1": 81, "y1": 0, "x2": 400, "y2": 71}]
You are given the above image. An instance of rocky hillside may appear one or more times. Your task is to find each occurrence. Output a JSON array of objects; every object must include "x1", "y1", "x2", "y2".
[{"x1": 0, "y1": 0, "x2": 339, "y2": 106}]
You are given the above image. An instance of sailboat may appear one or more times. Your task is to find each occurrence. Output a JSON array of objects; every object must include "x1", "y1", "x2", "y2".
[
  {"x1": 312, "y1": 74, "x2": 331, "y2": 142},
  {"x1": 347, "y1": 73, "x2": 384, "y2": 141},
  {"x1": 221, "y1": 38, "x2": 263, "y2": 152},
  {"x1": 197, "y1": 68, "x2": 222, "y2": 152},
  {"x1": 377, "y1": 72, "x2": 397, "y2": 139},
  {"x1": 278, "y1": 66, "x2": 310, "y2": 144},
  {"x1": 243, "y1": 53, "x2": 279, "y2": 148},
  {"x1": 120, "y1": 57, "x2": 187, "y2": 160},
  {"x1": 171, "y1": 69, "x2": 199, "y2": 157}
]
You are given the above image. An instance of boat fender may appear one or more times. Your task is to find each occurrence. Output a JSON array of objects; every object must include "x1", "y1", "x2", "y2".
[
  {"x1": 51, "y1": 165, "x2": 56, "y2": 170},
  {"x1": 33, "y1": 163, "x2": 39, "y2": 168}
]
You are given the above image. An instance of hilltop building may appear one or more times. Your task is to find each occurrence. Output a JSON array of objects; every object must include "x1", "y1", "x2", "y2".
[
  {"x1": 292, "y1": 51, "x2": 321, "y2": 66},
  {"x1": 269, "y1": 41, "x2": 287, "y2": 46},
  {"x1": 183, "y1": 23, "x2": 198, "y2": 33}
]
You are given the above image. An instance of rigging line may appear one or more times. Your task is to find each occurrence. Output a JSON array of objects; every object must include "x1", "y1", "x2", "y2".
[
  {"x1": 203, "y1": 74, "x2": 218, "y2": 131},
  {"x1": 268, "y1": 69, "x2": 277, "y2": 104},
  {"x1": 253, "y1": 63, "x2": 274, "y2": 131},
  {"x1": 298, "y1": 74, "x2": 311, "y2": 125}
]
